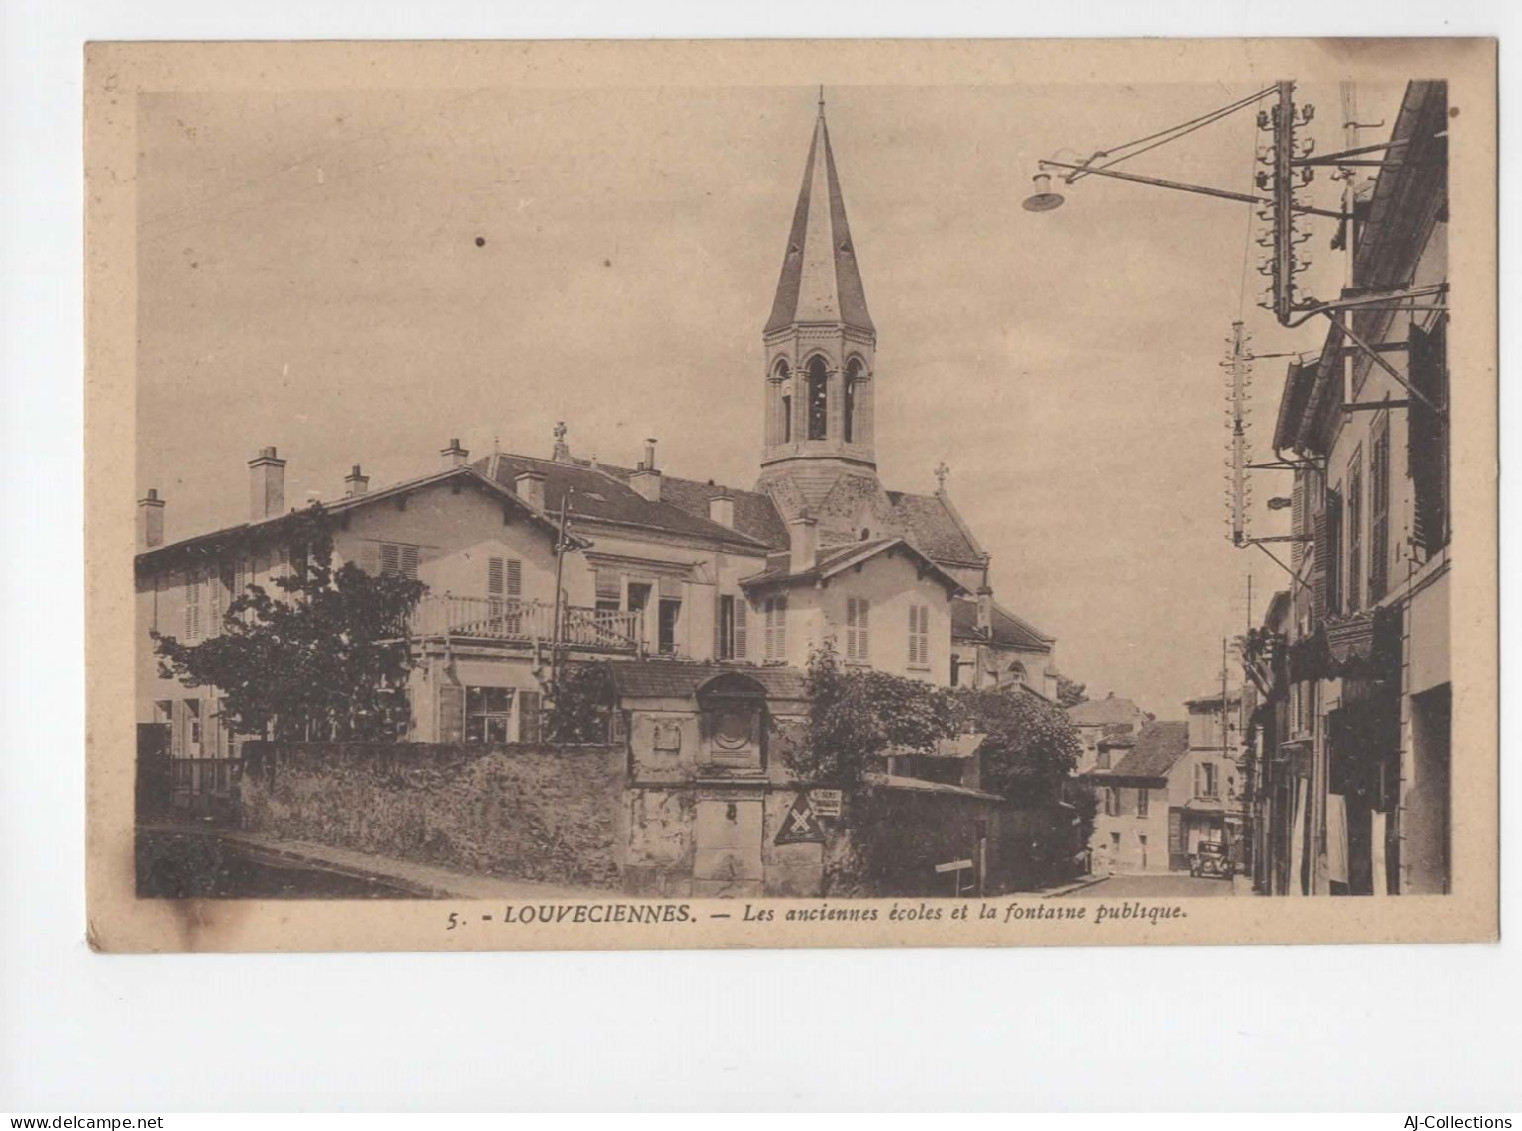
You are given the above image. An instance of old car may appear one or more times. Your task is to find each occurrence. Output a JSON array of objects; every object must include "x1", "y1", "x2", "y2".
[{"x1": 1189, "y1": 840, "x2": 1234, "y2": 879}]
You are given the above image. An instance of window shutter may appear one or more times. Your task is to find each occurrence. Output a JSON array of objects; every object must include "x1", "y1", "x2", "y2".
[
  {"x1": 518, "y1": 690, "x2": 542, "y2": 745},
  {"x1": 488, "y1": 557, "x2": 505, "y2": 595},
  {"x1": 437, "y1": 683, "x2": 465, "y2": 745},
  {"x1": 401, "y1": 544, "x2": 420, "y2": 580},
  {"x1": 1408, "y1": 317, "x2": 1449, "y2": 554},
  {"x1": 776, "y1": 597, "x2": 786, "y2": 659},
  {"x1": 1194, "y1": 763, "x2": 1203, "y2": 797},
  {"x1": 1311, "y1": 509, "x2": 1328, "y2": 622},
  {"x1": 659, "y1": 576, "x2": 683, "y2": 600},
  {"x1": 734, "y1": 599, "x2": 747, "y2": 659},
  {"x1": 380, "y1": 543, "x2": 400, "y2": 577},
  {"x1": 1291, "y1": 475, "x2": 1306, "y2": 570},
  {"x1": 846, "y1": 598, "x2": 860, "y2": 660},
  {"x1": 595, "y1": 569, "x2": 621, "y2": 599},
  {"x1": 858, "y1": 598, "x2": 869, "y2": 660},
  {"x1": 506, "y1": 559, "x2": 522, "y2": 597}
]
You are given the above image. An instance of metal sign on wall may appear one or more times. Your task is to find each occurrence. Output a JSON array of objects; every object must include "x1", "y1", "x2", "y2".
[
  {"x1": 809, "y1": 789, "x2": 843, "y2": 819},
  {"x1": 775, "y1": 791, "x2": 826, "y2": 845}
]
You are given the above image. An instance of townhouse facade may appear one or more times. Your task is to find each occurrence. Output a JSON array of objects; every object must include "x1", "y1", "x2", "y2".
[{"x1": 1242, "y1": 81, "x2": 1451, "y2": 896}]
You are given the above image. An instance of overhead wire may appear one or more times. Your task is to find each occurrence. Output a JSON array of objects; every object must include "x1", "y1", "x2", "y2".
[{"x1": 1068, "y1": 85, "x2": 1277, "y2": 181}]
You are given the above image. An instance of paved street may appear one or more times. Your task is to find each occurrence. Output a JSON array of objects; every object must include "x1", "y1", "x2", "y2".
[{"x1": 1059, "y1": 873, "x2": 1238, "y2": 898}]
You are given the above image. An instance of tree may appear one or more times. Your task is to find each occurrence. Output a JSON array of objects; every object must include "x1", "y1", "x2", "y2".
[
  {"x1": 153, "y1": 503, "x2": 426, "y2": 742},
  {"x1": 1055, "y1": 673, "x2": 1089, "y2": 708},
  {"x1": 790, "y1": 642, "x2": 958, "y2": 789},
  {"x1": 547, "y1": 661, "x2": 615, "y2": 744},
  {"x1": 953, "y1": 685, "x2": 1083, "y2": 805}
]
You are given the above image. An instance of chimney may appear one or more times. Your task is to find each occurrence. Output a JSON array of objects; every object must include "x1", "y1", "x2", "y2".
[
  {"x1": 248, "y1": 446, "x2": 286, "y2": 520},
  {"x1": 344, "y1": 464, "x2": 369, "y2": 497},
  {"x1": 440, "y1": 438, "x2": 470, "y2": 469},
  {"x1": 515, "y1": 470, "x2": 546, "y2": 511},
  {"x1": 629, "y1": 437, "x2": 662, "y2": 502},
  {"x1": 976, "y1": 553, "x2": 993, "y2": 636},
  {"x1": 789, "y1": 510, "x2": 818, "y2": 573},
  {"x1": 137, "y1": 488, "x2": 165, "y2": 548},
  {"x1": 708, "y1": 490, "x2": 734, "y2": 528}
]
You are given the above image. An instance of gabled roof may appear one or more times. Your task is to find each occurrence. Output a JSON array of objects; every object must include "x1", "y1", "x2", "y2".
[
  {"x1": 950, "y1": 597, "x2": 1055, "y2": 651},
  {"x1": 885, "y1": 490, "x2": 984, "y2": 566},
  {"x1": 1068, "y1": 694, "x2": 1145, "y2": 727},
  {"x1": 134, "y1": 465, "x2": 575, "y2": 573},
  {"x1": 764, "y1": 106, "x2": 874, "y2": 336},
  {"x1": 607, "y1": 660, "x2": 809, "y2": 702},
  {"x1": 474, "y1": 453, "x2": 770, "y2": 553},
  {"x1": 1112, "y1": 722, "x2": 1190, "y2": 781},
  {"x1": 738, "y1": 536, "x2": 968, "y2": 596}
]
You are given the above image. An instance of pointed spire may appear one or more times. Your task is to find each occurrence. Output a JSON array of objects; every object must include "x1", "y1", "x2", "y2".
[{"x1": 764, "y1": 96, "x2": 874, "y2": 336}]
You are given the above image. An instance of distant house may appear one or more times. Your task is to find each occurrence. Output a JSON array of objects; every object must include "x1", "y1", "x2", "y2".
[
  {"x1": 1068, "y1": 693, "x2": 1149, "y2": 775},
  {"x1": 1183, "y1": 689, "x2": 1249, "y2": 869},
  {"x1": 1082, "y1": 721, "x2": 1189, "y2": 875}
]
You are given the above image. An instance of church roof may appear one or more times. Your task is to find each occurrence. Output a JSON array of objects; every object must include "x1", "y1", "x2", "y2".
[
  {"x1": 886, "y1": 490, "x2": 984, "y2": 566},
  {"x1": 764, "y1": 106, "x2": 874, "y2": 336},
  {"x1": 473, "y1": 453, "x2": 769, "y2": 552}
]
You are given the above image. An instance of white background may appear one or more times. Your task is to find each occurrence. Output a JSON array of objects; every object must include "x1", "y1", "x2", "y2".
[{"x1": 2, "y1": 0, "x2": 1517, "y2": 1113}]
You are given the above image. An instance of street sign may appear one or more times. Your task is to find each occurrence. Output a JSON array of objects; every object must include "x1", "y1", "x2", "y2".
[
  {"x1": 774, "y1": 791, "x2": 826, "y2": 845},
  {"x1": 810, "y1": 789, "x2": 843, "y2": 818},
  {"x1": 934, "y1": 859, "x2": 973, "y2": 875}
]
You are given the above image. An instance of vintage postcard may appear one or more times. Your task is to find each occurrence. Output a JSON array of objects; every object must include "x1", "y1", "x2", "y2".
[{"x1": 85, "y1": 38, "x2": 1498, "y2": 951}]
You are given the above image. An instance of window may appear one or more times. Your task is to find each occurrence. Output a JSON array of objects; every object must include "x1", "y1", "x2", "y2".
[
  {"x1": 1110, "y1": 832, "x2": 1121, "y2": 851},
  {"x1": 1345, "y1": 452, "x2": 1363, "y2": 613},
  {"x1": 488, "y1": 555, "x2": 523, "y2": 633},
  {"x1": 380, "y1": 541, "x2": 421, "y2": 580},
  {"x1": 1104, "y1": 787, "x2": 1120, "y2": 817},
  {"x1": 1007, "y1": 660, "x2": 1027, "y2": 686},
  {"x1": 806, "y1": 355, "x2": 829, "y2": 440},
  {"x1": 1137, "y1": 788, "x2": 1150, "y2": 818},
  {"x1": 718, "y1": 595, "x2": 747, "y2": 660},
  {"x1": 907, "y1": 604, "x2": 930, "y2": 668},
  {"x1": 1370, "y1": 414, "x2": 1390, "y2": 602},
  {"x1": 658, "y1": 598, "x2": 682, "y2": 655},
  {"x1": 1096, "y1": 747, "x2": 1111, "y2": 771},
  {"x1": 775, "y1": 359, "x2": 793, "y2": 445},
  {"x1": 846, "y1": 597, "x2": 870, "y2": 662},
  {"x1": 763, "y1": 597, "x2": 788, "y2": 661},
  {"x1": 1195, "y1": 761, "x2": 1219, "y2": 799},
  {"x1": 465, "y1": 686, "x2": 514, "y2": 744},
  {"x1": 487, "y1": 556, "x2": 522, "y2": 600},
  {"x1": 844, "y1": 358, "x2": 863, "y2": 443},
  {"x1": 183, "y1": 568, "x2": 203, "y2": 642}
]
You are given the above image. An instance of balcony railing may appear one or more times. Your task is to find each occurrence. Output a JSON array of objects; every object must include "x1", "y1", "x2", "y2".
[{"x1": 410, "y1": 593, "x2": 642, "y2": 654}]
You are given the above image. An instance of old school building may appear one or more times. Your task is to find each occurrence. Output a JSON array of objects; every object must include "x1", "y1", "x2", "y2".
[{"x1": 136, "y1": 101, "x2": 1065, "y2": 894}]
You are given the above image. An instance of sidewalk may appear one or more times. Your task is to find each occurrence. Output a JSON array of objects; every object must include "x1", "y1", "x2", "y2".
[{"x1": 148, "y1": 822, "x2": 613, "y2": 901}]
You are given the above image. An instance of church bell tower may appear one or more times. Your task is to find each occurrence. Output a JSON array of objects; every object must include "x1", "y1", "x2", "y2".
[{"x1": 757, "y1": 96, "x2": 879, "y2": 516}]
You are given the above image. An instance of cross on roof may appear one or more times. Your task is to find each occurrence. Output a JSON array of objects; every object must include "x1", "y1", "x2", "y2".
[{"x1": 935, "y1": 461, "x2": 950, "y2": 491}]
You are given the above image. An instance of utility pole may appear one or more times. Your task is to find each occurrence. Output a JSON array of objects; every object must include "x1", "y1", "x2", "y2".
[{"x1": 549, "y1": 488, "x2": 574, "y2": 705}]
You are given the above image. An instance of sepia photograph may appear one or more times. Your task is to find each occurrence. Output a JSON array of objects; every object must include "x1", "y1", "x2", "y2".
[{"x1": 83, "y1": 38, "x2": 1498, "y2": 951}]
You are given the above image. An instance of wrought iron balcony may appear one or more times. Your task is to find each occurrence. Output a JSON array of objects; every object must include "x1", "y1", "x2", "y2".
[{"x1": 409, "y1": 593, "x2": 642, "y2": 653}]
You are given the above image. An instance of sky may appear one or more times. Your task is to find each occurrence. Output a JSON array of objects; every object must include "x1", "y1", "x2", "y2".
[{"x1": 136, "y1": 80, "x2": 1401, "y2": 716}]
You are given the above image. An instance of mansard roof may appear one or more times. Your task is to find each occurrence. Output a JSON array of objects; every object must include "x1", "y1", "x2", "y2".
[{"x1": 764, "y1": 107, "x2": 874, "y2": 336}]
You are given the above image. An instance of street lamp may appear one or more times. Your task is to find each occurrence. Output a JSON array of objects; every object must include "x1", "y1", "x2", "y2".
[{"x1": 1020, "y1": 171, "x2": 1065, "y2": 213}]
